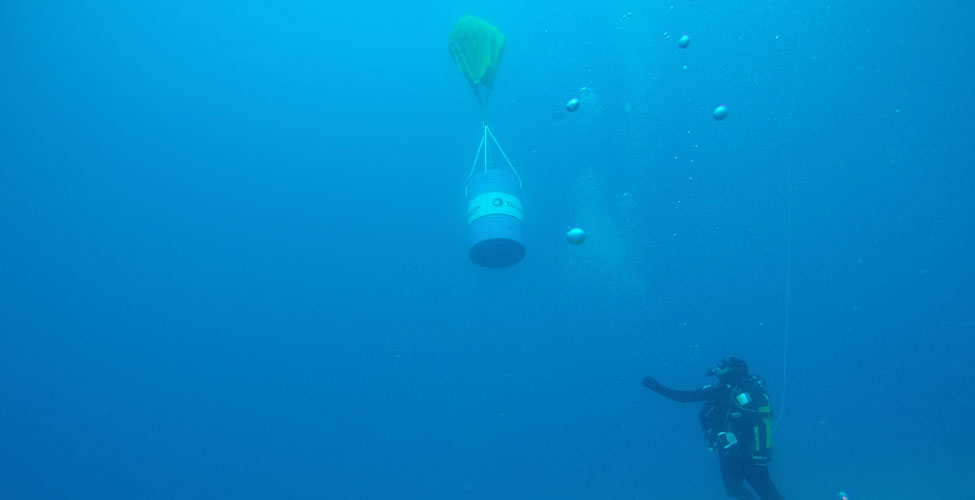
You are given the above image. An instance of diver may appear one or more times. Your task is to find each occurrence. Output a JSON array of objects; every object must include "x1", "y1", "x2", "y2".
[{"x1": 643, "y1": 357, "x2": 786, "y2": 500}]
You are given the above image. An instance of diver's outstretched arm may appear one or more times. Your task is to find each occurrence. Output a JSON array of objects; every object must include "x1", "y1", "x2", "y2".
[{"x1": 643, "y1": 376, "x2": 710, "y2": 402}]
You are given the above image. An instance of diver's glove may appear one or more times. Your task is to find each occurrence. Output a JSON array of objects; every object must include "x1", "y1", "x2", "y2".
[{"x1": 642, "y1": 376, "x2": 662, "y2": 390}]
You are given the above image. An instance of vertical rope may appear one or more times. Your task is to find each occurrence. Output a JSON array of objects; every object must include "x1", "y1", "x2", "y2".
[{"x1": 773, "y1": 16, "x2": 803, "y2": 436}]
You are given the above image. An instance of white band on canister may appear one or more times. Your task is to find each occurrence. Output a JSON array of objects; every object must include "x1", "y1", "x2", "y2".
[{"x1": 467, "y1": 191, "x2": 523, "y2": 224}]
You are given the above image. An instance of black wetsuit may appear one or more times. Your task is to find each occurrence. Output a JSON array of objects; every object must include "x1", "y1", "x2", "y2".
[{"x1": 648, "y1": 378, "x2": 785, "y2": 500}]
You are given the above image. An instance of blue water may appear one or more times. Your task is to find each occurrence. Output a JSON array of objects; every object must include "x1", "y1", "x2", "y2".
[{"x1": 2, "y1": 2, "x2": 972, "y2": 499}]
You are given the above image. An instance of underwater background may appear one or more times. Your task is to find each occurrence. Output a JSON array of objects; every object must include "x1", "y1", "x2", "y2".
[{"x1": 1, "y1": 1, "x2": 972, "y2": 499}]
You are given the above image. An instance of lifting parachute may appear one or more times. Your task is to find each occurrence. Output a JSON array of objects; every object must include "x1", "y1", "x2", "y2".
[
  {"x1": 449, "y1": 16, "x2": 525, "y2": 268},
  {"x1": 449, "y1": 15, "x2": 506, "y2": 118}
]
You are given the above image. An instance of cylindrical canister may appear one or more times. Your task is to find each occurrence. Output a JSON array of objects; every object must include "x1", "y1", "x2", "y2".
[{"x1": 466, "y1": 168, "x2": 525, "y2": 267}]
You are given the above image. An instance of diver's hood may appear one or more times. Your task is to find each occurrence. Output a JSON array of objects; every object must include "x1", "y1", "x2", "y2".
[{"x1": 706, "y1": 357, "x2": 749, "y2": 381}]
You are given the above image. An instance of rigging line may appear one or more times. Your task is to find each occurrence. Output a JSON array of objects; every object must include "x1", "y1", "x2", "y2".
[
  {"x1": 486, "y1": 126, "x2": 523, "y2": 188},
  {"x1": 483, "y1": 124, "x2": 489, "y2": 174},
  {"x1": 466, "y1": 133, "x2": 487, "y2": 197},
  {"x1": 468, "y1": 133, "x2": 486, "y2": 179}
]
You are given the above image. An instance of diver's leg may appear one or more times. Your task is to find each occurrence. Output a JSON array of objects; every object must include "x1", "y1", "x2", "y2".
[
  {"x1": 720, "y1": 456, "x2": 757, "y2": 500},
  {"x1": 745, "y1": 463, "x2": 785, "y2": 500}
]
